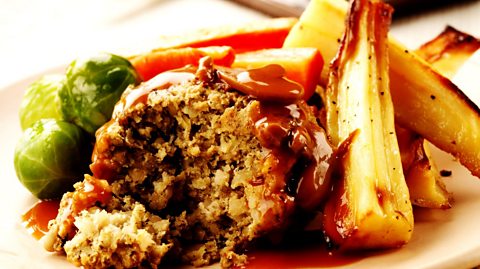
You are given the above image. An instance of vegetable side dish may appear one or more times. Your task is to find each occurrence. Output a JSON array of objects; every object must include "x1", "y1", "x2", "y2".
[{"x1": 13, "y1": 0, "x2": 480, "y2": 268}]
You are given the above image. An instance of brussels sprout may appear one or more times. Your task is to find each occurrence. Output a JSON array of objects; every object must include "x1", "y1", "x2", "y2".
[
  {"x1": 19, "y1": 75, "x2": 64, "y2": 130},
  {"x1": 14, "y1": 119, "x2": 92, "y2": 199},
  {"x1": 59, "y1": 52, "x2": 139, "y2": 135}
]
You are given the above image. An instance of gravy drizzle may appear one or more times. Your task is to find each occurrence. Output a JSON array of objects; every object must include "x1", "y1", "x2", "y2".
[
  {"x1": 114, "y1": 66, "x2": 197, "y2": 116},
  {"x1": 249, "y1": 101, "x2": 333, "y2": 210},
  {"x1": 218, "y1": 64, "x2": 304, "y2": 102},
  {"x1": 22, "y1": 200, "x2": 60, "y2": 240}
]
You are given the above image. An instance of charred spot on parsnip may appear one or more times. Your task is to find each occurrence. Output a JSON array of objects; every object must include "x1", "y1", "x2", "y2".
[{"x1": 440, "y1": 170, "x2": 453, "y2": 177}]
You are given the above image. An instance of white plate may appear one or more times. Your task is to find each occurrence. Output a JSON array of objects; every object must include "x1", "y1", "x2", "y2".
[{"x1": 2, "y1": 7, "x2": 480, "y2": 266}]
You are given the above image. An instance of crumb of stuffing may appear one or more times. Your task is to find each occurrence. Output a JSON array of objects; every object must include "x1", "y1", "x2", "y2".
[{"x1": 65, "y1": 202, "x2": 171, "y2": 268}]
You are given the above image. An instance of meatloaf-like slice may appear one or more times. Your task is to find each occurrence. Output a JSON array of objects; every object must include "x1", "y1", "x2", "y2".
[{"x1": 43, "y1": 62, "x2": 329, "y2": 268}]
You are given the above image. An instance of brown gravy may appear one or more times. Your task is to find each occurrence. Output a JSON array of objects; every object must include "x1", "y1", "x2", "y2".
[
  {"x1": 250, "y1": 101, "x2": 333, "y2": 210},
  {"x1": 116, "y1": 67, "x2": 197, "y2": 115},
  {"x1": 22, "y1": 200, "x2": 60, "y2": 240},
  {"x1": 243, "y1": 245, "x2": 365, "y2": 269},
  {"x1": 219, "y1": 64, "x2": 304, "y2": 102}
]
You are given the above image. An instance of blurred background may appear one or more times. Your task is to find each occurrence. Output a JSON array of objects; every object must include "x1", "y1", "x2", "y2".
[{"x1": 0, "y1": 0, "x2": 479, "y2": 89}]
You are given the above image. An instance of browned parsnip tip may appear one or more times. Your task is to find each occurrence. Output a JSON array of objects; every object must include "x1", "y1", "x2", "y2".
[{"x1": 416, "y1": 26, "x2": 480, "y2": 79}]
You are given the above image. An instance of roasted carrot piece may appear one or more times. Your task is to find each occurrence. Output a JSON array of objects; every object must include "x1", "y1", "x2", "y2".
[
  {"x1": 151, "y1": 18, "x2": 298, "y2": 53},
  {"x1": 232, "y1": 48, "x2": 323, "y2": 100},
  {"x1": 130, "y1": 46, "x2": 235, "y2": 81}
]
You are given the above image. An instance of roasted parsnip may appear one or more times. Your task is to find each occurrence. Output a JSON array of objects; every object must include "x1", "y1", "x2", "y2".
[
  {"x1": 398, "y1": 27, "x2": 480, "y2": 209},
  {"x1": 323, "y1": 0, "x2": 413, "y2": 249},
  {"x1": 283, "y1": 0, "x2": 346, "y2": 84},
  {"x1": 284, "y1": 0, "x2": 480, "y2": 177},
  {"x1": 402, "y1": 27, "x2": 480, "y2": 208}
]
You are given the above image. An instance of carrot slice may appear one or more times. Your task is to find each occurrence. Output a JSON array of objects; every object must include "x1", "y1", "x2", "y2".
[
  {"x1": 151, "y1": 18, "x2": 298, "y2": 53},
  {"x1": 232, "y1": 48, "x2": 324, "y2": 100},
  {"x1": 130, "y1": 46, "x2": 235, "y2": 81}
]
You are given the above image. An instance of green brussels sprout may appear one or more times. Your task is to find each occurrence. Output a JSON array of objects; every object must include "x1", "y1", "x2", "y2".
[
  {"x1": 19, "y1": 75, "x2": 64, "y2": 130},
  {"x1": 14, "y1": 119, "x2": 92, "y2": 199},
  {"x1": 59, "y1": 52, "x2": 139, "y2": 135}
]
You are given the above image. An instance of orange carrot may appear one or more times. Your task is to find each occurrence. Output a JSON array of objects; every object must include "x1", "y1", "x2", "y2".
[
  {"x1": 232, "y1": 48, "x2": 324, "y2": 100},
  {"x1": 151, "y1": 18, "x2": 298, "y2": 53},
  {"x1": 130, "y1": 46, "x2": 235, "y2": 81}
]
